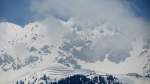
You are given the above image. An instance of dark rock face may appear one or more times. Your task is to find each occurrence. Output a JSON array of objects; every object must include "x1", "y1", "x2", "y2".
[
  {"x1": 0, "y1": 53, "x2": 15, "y2": 71},
  {"x1": 16, "y1": 74, "x2": 122, "y2": 84},
  {"x1": 126, "y1": 73, "x2": 143, "y2": 78}
]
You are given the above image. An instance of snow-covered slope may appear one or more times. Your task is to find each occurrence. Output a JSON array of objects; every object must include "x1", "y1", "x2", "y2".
[{"x1": 10, "y1": 63, "x2": 150, "y2": 84}]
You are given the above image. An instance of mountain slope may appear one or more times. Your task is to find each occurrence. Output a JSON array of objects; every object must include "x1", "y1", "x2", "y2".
[{"x1": 0, "y1": 21, "x2": 150, "y2": 84}]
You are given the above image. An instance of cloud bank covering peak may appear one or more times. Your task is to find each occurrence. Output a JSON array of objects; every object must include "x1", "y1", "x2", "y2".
[{"x1": 30, "y1": 0, "x2": 150, "y2": 62}]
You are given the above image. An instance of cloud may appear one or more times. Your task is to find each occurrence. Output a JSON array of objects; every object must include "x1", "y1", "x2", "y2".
[
  {"x1": 29, "y1": 0, "x2": 150, "y2": 63},
  {"x1": 31, "y1": 0, "x2": 130, "y2": 23}
]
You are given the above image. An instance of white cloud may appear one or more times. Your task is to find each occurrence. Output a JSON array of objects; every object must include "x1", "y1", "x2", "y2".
[{"x1": 30, "y1": 0, "x2": 150, "y2": 63}]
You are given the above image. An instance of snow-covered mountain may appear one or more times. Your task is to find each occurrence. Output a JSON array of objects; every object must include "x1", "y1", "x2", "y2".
[{"x1": 0, "y1": 19, "x2": 150, "y2": 84}]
